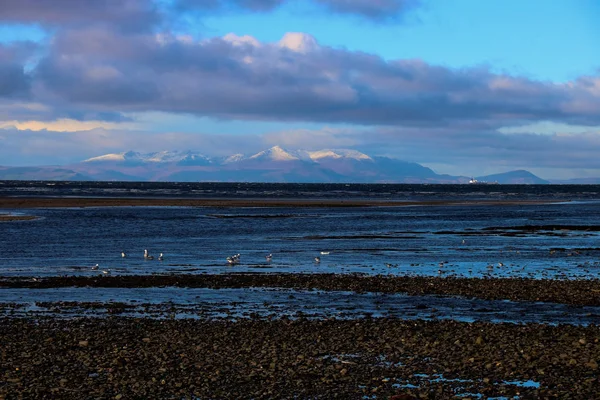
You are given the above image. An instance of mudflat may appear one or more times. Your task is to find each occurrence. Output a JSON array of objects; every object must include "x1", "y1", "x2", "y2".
[
  {"x1": 3, "y1": 273, "x2": 600, "y2": 306},
  {"x1": 0, "y1": 214, "x2": 37, "y2": 221}
]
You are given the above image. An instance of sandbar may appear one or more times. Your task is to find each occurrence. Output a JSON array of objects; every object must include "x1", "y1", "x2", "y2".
[
  {"x1": 0, "y1": 214, "x2": 38, "y2": 221},
  {"x1": 3, "y1": 273, "x2": 599, "y2": 306}
]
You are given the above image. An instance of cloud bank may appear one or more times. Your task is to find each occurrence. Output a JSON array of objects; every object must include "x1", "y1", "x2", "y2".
[
  {"x1": 0, "y1": 0, "x2": 599, "y2": 178},
  {"x1": 2, "y1": 27, "x2": 599, "y2": 129}
]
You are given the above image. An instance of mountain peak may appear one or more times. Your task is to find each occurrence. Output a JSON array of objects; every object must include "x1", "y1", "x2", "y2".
[
  {"x1": 249, "y1": 146, "x2": 300, "y2": 161},
  {"x1": 84, "y1": 150, "x2": 209, "y2": 164}
]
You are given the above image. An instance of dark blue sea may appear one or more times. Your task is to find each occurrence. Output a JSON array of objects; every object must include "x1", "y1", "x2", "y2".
[{"x1": 2, "y1": 181, "x2": 600, "y2": 323}]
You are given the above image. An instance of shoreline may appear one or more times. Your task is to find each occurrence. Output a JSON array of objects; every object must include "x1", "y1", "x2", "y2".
[
  {"x1": 0, "y1": 197, "x2": 564, "y2": 208},
  {"x1": 3, "y1": 273, "x2": 600, "y2": 306},
  {"x1": 0, "y1": 214, "x2": 38, "y2": 221}
]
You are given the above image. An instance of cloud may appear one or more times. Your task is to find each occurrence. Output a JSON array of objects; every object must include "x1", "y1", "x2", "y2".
[
  {"x1": 0, "y1": 0, "x2": 160, "y2": 31},
  {"x1": 315, "y1": 0, "x2": 420, "y2": 21},
  {"x1": 175, "y1": 0, "x2": 284, "y2": 12},
  {"x1": 0, "y1": 42, "x2": 37, "y2": 98},
  {"x1": 175, "y1": 0, "x2": 419, "y2": 20},
  {"x1": 22, "y1": 29, "x2": 600, "y2": 128},
  {"x1": 0, "y1": 119, "x2": 137, "y2": 132}
]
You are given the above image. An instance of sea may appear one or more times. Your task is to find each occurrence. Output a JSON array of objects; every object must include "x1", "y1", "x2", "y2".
[{"x1": 2, "y1": 180, "x2": 600, "y2": 323}]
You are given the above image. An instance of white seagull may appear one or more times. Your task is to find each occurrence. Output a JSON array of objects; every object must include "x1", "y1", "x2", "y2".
[{"x1": 144, "y1": 249, "x2": 154, "y2": 260}]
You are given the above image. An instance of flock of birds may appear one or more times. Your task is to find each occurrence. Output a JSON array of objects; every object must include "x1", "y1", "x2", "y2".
[
  {"x1": 227, "y1": 252, "x2": 327, "y2": 265},
  {"x1": 93, "y1": 249, "x2": 331, "y2": 273}
]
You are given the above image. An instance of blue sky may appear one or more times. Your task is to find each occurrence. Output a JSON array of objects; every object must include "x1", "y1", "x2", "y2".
[{"x1": 0, "y1": 0, "x2": 599, "y2": 179}]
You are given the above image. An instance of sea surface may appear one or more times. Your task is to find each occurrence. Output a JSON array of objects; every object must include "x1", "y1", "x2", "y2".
[{"x1": 2, "y1": 181, "x2": 600, "y2": 323}]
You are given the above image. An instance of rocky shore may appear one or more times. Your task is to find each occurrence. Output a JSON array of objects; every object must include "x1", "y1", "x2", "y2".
[
  {"x1": 3, "y1": 273, "x2": 600, "y2": 306},
  {"x1": 1, "y1": 317, "x2": 598, "y2": 399}
]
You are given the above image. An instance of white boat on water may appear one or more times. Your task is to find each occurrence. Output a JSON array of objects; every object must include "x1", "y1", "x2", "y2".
[{"x1": 468, "y1": 177, "x2": 499, "y2": 185}]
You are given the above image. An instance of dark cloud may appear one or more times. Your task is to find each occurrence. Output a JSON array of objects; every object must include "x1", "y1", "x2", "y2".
[
  {"x1": 0, "y1": 0, "x2": 160, "y2": 31},
  {"x1": 0, "y1": 43, "x2": 36, "y2": 98},
  {"x1": 315, "y1": 0, "x2": 420, "y2": 21},
  {"x1": 175, "y1": 0, "x2": 418, "y2": 20},
  {"x1": 176, "y1": 0, "x2": 284, "y2": 12},
  {"x1": 24, "y1": 30, "x2": 600, "y2": 128}
]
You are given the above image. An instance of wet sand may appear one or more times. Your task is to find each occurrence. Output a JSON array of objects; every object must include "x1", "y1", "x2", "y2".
[
  {"x1": 0, "y1": 214, "x2": 37, "y2": 222},
  {"x1": 0, "y1": 197, "x2": 561, "y2": 209},
  {"x1": 3, "y1": 273, "x2": 600, "y2": 306},
  {"x1": 1, "y1": 317, "x2": 598, "y2": 399}
]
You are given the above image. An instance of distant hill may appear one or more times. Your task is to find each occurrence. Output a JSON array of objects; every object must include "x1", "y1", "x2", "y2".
[
  {"x1": 0, "y1": 166, "x2": 91, "y2": 181},
  {"x1": 476, "y1": 170, "x2": 550, "y2": 184},
  {"x1": 0, "y1": 146, "x2": 552, "y2": 183}
]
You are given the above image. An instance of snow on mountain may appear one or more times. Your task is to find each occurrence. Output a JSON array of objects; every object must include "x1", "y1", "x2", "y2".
[
  {"x1": 3, "y1": 146, "x2": 551, "y2": 182},
  {"x1": 83, "y1": 147, "x2": 375, "y2": 165},
  {"x1": 84, "y1": 150, "x2": 210, "y2": 164},
  {"x1": 84, "y1": 153, "x2": 129, "y2": 162},
  {"x1": 248, "y1": 146, "x2": 301, "y2": 162},
  {"x1": 222, "y1": 154, "x2": 246, "y2": 164},
  {"x1": 307, "y1": 149, "x2": 372, "y2": 161}
]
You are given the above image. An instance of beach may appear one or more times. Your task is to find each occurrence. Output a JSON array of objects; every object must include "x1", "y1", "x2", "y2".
[
  {"x1": 2, "y1": 317, "x2": 598, "y2": 398},
  {"x1": 2, "y1": 183, "x2": 600, "y2": 398}
]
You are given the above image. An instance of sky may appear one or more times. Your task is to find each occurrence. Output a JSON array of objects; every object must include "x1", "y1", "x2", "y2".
[{"x1": 0, "y1": 0, "x2": 599, "y2": 179}]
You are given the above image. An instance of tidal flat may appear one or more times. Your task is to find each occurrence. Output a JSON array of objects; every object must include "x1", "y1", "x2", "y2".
[{"x1": 2, "y1": 182, "x2": 600, "y2": 398}]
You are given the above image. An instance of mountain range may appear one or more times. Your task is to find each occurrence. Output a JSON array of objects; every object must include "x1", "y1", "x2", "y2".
[{"x1": 0, "y1": 146, "x2": 567, "y2": 183}]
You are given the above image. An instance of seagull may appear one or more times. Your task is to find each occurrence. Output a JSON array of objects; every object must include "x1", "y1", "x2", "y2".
[
  {"x1": 144, "y1": 249, "x2": 154, "y2": 260},
  {"x1": 92, "y1": 264, "x2": 99, "y2": 270},
  {"x1": 227, "y1": 253, "x2": 240, "y2": 265},
  {"x1": 158, "y1": 253, "x2": 164, "y2": 261},
  {"x1": 102, "y1": 269, "x2": 110, "y2": 275},
  {"x1": 314, "y1": 256, "x2": 321, "y2": 263},
  {"x1": 266, "y1": 253, "x2": 272, "y2": 262},
  {"x1": 121, "y1": 251, "x2": 127, "y2": 258},
  {"x1": 320, "y1": 251, "x2": 330, "y2": 255}
]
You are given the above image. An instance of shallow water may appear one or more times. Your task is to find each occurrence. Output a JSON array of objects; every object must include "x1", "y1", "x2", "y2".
[
  {"x1": 3, "y1": 182, "x2": 600, "y2": 328},
  {"x1": 2, "y1": 287, "x2": 600, "y2": 325},
  {"x1": 2, "y1": 201, "x2": 600, "y2": 279}
]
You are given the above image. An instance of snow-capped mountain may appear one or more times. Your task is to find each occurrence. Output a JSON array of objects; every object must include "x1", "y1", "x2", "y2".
[
  {"x1": 0, "y1": 145, "x2": 549, "y2": 183},
  {"x1": 84, "y1": 150, "x2": 211, "y2": 165},
  {"x1": 248, "y1": 146, "x2": 301, "y2": 162}
]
